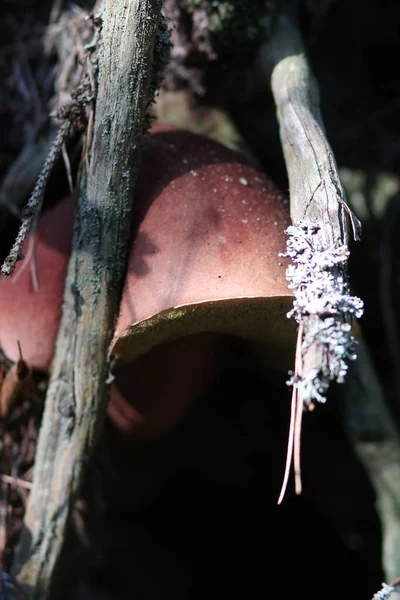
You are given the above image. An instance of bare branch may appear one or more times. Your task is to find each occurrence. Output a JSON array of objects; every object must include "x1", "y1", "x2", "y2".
[
  {"x1": 342, "y1": 339, "x2": 400, "y2": 583},
  {"x1": 11, "y1": 1, "x2": 169, "y2": 597},
  {"x1": 261, "y1": 16, "x2": 363, "y2": 498},
  {"x1": 1, "y1": 121, "x2": 71, "y2": 278},
  {"x1": 1, "y1": 8, "x2": 99, "y2": 280}
]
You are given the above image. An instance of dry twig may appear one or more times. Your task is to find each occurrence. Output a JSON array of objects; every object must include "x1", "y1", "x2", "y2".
[
  {"x1": 260, "y1": 16, "x2": 363, "y2": 501},
  {"x1": 1, "y1": 73, "x2": 94, "y2": 279},
  {"x1": 1, "y1": 6, "x2": 99, "y2": 279}
]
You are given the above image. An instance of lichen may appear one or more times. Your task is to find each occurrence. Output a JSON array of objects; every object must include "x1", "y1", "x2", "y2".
[
  {"x1": 372, "y1": 584, "x2": 399, "y2": 600},
  {"x1": 281, "y1": 222, "x2": 364, "y2": 406}
]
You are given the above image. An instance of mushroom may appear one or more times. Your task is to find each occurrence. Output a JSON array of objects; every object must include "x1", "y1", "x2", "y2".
[
  {"x1": 108, "y1": 128, "x2": 294, "y2": 439},
  {"x1": 0, "y1": 127, "x2": 294, "y2": 438}
]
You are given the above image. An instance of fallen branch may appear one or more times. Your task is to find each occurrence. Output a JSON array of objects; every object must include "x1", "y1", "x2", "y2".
[
  {"x1": 262, "y1": 15, "x2": 400, "y2": 584},
  {"x1": 261, "y1": 16, "x2": 363, "y2": 501},
  {"x1": 342, "y1": 339, "x2": 400, "y2": 583},
  {"x1": 10, "y1": 1, "x2": 169, "y2": 597}
]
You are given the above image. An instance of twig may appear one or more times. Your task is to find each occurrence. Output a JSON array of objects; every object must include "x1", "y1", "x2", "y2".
[
  {"x1": 0, "y1": 121, "x2": 70, "y2": 278},
  {"x1": 0, "y1": 131, "x2": 56, "y2": 224},
  {"x1": 1, "y1": 62, "x2": 96, "y2": 279},
  {"x1": 261, "y1": 16, "x2": 363, "y2": 499},
  {"x1": 11, "y1": 1, "x2": 169, "y2": 597},
  {"x1": 2, "y1": 10, "x2": 98, "y2": 279},
  {"x1": 341, "y1": 338, "x2": 400, "y2": 582},
  {"x1": 0, "y1": 477, "x2": 32, "y2": 492}
]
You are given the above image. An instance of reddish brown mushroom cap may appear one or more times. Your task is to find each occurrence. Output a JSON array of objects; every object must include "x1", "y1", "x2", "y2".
[
  {"x1": 110, "y1": 129, "x2": 295, "y2": 370},
  {"x1": 0, "y1": 196, "x2": 75, "y2": 370},
  {"x1": 0, "y1": 127, "x2": 295, "y2": 439}
]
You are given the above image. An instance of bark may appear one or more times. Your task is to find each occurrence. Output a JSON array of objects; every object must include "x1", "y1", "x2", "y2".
[
  {"x1": 264, "y1": 16, "x2": 363, "y2": 407},
  {"x1": 11, "y1": 1, "x2": 164, "y2": 597},
  {"x1": 261, "y1": 16, "x2": 363, "y2": 500},
  {"x1": 264, "y1": 16, "x2": 400, "y2": 579}
]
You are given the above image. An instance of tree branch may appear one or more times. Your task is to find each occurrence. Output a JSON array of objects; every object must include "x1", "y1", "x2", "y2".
[
  {"x1": 261, "y1": 16, "x2": 363, "y2": 499},
  {"x1": 264, "y1": 19, "x2": 400, "y2": 578},
  {"x1": 11, "y1": 1, "x2": 166, "y2": 596},
  {"x1": 342, "y1": 339, "x2": 400, "y2": 583}
]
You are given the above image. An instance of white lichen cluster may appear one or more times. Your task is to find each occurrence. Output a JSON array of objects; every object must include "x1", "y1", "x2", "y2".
[
  {"x1": 372, "y1": 584, "x2": 399, "y2": 600},
  {"x1": 282, "y1": 222, "x2": 364, "y2": 405}
]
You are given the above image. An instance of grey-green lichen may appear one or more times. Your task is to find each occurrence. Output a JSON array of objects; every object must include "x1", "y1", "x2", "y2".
[
  {"x1": 282, "y1": 222, "x2": 364, "y2": 406},
  {"x1": 372, "y1": 584, "x2": 399, "y2": 600}
]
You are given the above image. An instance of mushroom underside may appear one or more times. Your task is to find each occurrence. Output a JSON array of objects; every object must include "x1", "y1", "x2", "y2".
[{"x1": 111, "y1": 295, "x2": 295, "y2": 371}]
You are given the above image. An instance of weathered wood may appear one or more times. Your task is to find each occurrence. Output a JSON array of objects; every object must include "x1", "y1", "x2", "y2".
[
  {"x1": 11, "y1": 1, "x2": 164, "y2": 596},
  {"x1": 269, "y1": 29, "x2": 347, "y2": 245},
  {"x1": 342, "y1": 339, "x2": 400, "y2": 583},
  {"x1": 261, "y1": 16, "x2": 363, "y2": 499},
  {"x1": 264, "y1": 18, "x2": 400, "y2": 579},
  {"x1": 265, "y1": 16, "x2": 362, "y2": 402}
]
